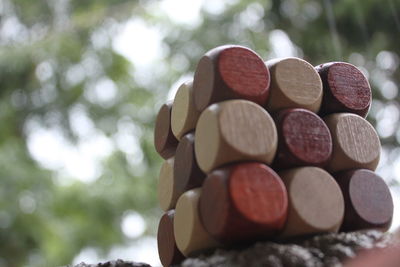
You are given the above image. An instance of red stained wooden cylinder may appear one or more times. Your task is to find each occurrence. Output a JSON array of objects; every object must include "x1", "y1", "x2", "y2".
[
  {"x1": 334, "y1": 169, "x2": 393, "y2": 232},
  {"x1": 154, "y1": 102, "x2": 179, "y2": 159},
  {"x1": 157, "y1": 210, "x2": 185, "y2": 267},
  {"x1": 199, "y1": 162, "x2": 288, "y2": 244},
  {"x1": 174, "y1": 132, "x2": 206, "y2": 194},
  {"x1": 316, "y1": 62, "x2": 372, "y2": 117},
  {"x1": 272, "y1": 108, "x2": 332, "y2": 169},
  {"x1": 193, "y1": 45, "x2": 270, "y2": 111}
]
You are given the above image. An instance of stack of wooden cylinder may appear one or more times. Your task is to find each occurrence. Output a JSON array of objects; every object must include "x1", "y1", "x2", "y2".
[{"x1": 154, "y1": 45, "x2": 394, "y2": 267}]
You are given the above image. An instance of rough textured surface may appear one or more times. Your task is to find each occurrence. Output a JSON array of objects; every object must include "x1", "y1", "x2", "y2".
[
  {"x1": 69, "y1": 259, "x2": 151, "y2": 267},
  {"x1": 180, "y1": 230, "x2": 392, "y2": 267},
  {"x1": 69, "y1": 231, "x2": 394, "y2": 267}
]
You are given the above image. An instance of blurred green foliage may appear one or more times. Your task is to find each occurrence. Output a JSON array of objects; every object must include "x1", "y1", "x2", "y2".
[{"x1": 0, "y1": 0, "x2": 399, "y2": 266}]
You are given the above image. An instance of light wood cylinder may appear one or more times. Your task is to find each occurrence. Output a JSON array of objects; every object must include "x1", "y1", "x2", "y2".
[
  {"x1": 323, "y1": 113, "x2": 381, "y2": 173},
  {"x1": 265, "y1": 57, "x2": 323, "y2": 113},
  {"x1": 174, "y1": 188, "x2": 220, "y2": 257},
  {"x1": 278, "y1": 167, "x2": 344, "y2": 239},
  {"x1": 195, "y1": 99, "x2": 278, "y2": 173},
  {"x1": 171, "y1": 81, "x2": 200, "y2": 140},
  {"x1": 158, "y1": 158, "x2": 181, "y2": 211}
]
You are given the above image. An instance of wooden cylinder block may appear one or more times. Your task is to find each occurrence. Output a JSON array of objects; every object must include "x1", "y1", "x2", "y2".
[
  {"x1": 193, "y1": 45, "x2": 270, "y2": 112},
  {"x1": 171, "y1": 81, "x2": 200, "y2": 140},
  {"x1": 278, "y1": 167, "x2": 344, "y2": 238},
  {"x1": 199, "y1": 162, "x2": 288, "y2": 243},
  {"x1": 174, "y1": 132, "x2": 206, "y2": 193},
  {"x1": 265, "y1": 57, "x2": 323, "y2": 113},
  {"x1": 174, "y1": 188, "x2": 220, "y2": 257},
  {"x1": 273, "y1": 108, "x2": 332, "y2": 169},
  {"x1": 334, "y1": 169, "x2": 393, "y2": 232},
  {"x1": 157, "y1": 210, "x2": 185, "y2": 267},
  {"x1": 324, "y1": 113, "x2": 381, "y2": 173},
  {"x1": 154, "y1": 101, "x2": 179, "y2": 159},
  {"x1": 195, "y1": 100, "x2": 278, "y2": 173},
  {"x1": 158, "y1": 158, "x2": 180, "y2": 211},
  {"x1": 316, "y1": 62, "x2": 372, "y2": 117}
]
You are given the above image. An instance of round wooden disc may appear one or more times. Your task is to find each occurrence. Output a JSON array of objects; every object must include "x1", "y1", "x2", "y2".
[
  {"x1": 218, "y1": 47, "x2": 270, "y2": 100},
  {"x1": 229, "y1": 162, "x2": 288, "y2": 228},
  {"x1": 174, "y1": 188, "x2": 219, "y2": 257},
  {"x1": 193, "y1": 45, "x2": 270, "y2": 111},
  {"x1": 334, "y1": 169, "x2": 393, "y2": 231},
  {"x1": 174, "y1": 132, "x2": 205, "y2": 193},
  {"x1": 199, "y1": 162, "x2": 287, "y2": 243},
  {"x1": 316, "y1": 62, "x2": 371, "y2": 117},
  {"x1": 171, "y1": 81, "x2": 200, "y2": 140},
  {"x1": 324, "y1": 113, "x2": 381, "y2": 172},
  {"x1": 158, "y1": 158, "x2": 180, "y2": 211},
  {"x1": 278, "y1": 167, "x2": 344, "y2": 238},
  {"x1": 266, "y1": 57, "x2": 323, "y2": 113},
  {"x1": 273, "y1": 108, "x2": 332, "y2": 169},
  {"x1": 157, "y1": 210, "x2": 185, "y2": 267},
  {"x1": 195, "y1": 100, "x2": 278, "y2": 173},
  {"x1": 154, "y1": 101, "x2": 179, "y2": 159}
]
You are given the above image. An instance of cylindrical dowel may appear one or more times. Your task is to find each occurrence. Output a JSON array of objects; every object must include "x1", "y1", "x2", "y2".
[
  {"x1": 324, "y1": 113, "x2": 381, "y2": 173},
  {"x1": 199, "y1": 162, "x2": 288, "y2": 243},
  {"x1": 157, "y1": 210, "x2": 185, "y2": 267},
  {"x1": 278, "y1": 167, "x2": 344, "y2": 238},
  {"x1": 316, "y1": 62, "x2": 372, "y2": 117},
  {"x1": 158, "y1": 158, "x2": 180, "y2": 211},
  {"x1": 174, "y1": 188, "x2": 220, "y2": 257},
  {"x1": 265, "y1": 57, "x2": 323, "y2": 113},
  {"x1": 174, "y1": 132, "x2": 206, "y2": 193},
  {"x1": 273, "y1": 108, "x2": 332, "y2": 169},
  {"x1": 154, "y1": 101, "x2": 179, "y2": 159},
  {"x1": 171, "y1": 81, "x2": 200, "y2": 140},
  {"x1": 193, "y1": 45, "x2": 270, "y2": 112},
  {"x1": 195, "y1": 100, "x2": 278, "y2": 173},
  {"x1": 334, "y1": 169, "x2": 393, "y2": 232}
]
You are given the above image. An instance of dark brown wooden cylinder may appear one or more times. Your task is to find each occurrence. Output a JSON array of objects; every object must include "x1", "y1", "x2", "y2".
[
  {"x1": 316, "y1": 62, "x2": 372, "y2": 117},
  {"x1": 157, "y1": 210, "x2": 185, "y2": 266},
  {"x1": 334, "y1": 169, "x2": 393, "y2": 232},
  {"x1": 272, "y1": 108, "x2": 332, "y2": 170},
  {"x1": 154, "y1": 101, "x2": 179, "y2": 159}
]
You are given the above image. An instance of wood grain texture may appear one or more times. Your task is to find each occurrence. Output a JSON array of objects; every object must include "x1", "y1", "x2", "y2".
[
  {"x1": 278, "y1": 167, "x2": 344, "y2": 239},
  {"x1": 195, "y1": 99, "x2": 278, "y2": 173},
  {"x1": 272, "y1": 108, "x2": 332, "y2": 169},
  {"x1": 174, "y1": 188, "x2": 220, "y2": 257},
  {"x1": 316, "y1": 62, "x2": 372, "y2": 117},
  {"x1": 154, "y1": 101, "x2": 179, "y2": 159},
  {"x1": 157, "y1": 210, "x2": 185, "y2": 267},
  {"x1": 171, "y1": 81, "x2": 200, "y2": 140},
  {"x1": 158, "y1": 158, "x2": 180, "y2": 211},
  {"x1": 265, "y1": 57, "x2": 323, "y2": 113},
  {"x1": 324, "y1": 113, "x2": 381, "y2": 173},
  {"x1": 174, "y1": 132, "x2": 206, "y2": 194},
  {"x1": 334, "y1": 169, "x2": 393, "y2": 232},
  {"x1": 199, "y1": 162, "x2": 288, "y2": 244},
  {"x1": 193, "y1": 45, "x2": 270, "y2": 112}
]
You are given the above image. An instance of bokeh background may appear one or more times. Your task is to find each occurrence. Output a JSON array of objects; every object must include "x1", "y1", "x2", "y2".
[{"x1": 0, "y1": 0, "x2": 399, "y2": 266}]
